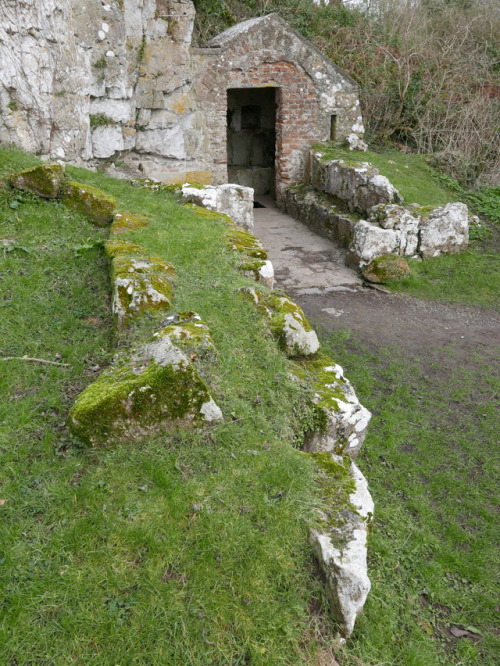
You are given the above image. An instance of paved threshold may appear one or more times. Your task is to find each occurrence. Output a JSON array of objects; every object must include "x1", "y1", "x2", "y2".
[{"x1": 252, "y1": 196, "x2": 362, "y2": 292}]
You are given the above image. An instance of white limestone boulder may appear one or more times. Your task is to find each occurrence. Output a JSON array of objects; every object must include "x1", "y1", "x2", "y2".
[
  {"x1": 349, "y1": 220, "x2": 400, "y2": 267},
  {"x1": 310, "y1": 458, "x2": 374, "y2": 637},
  {"x1": 419, "y1": 202, "x2": 469, "y2": 258},
  {"x1": 182, "y1": 183, "x2": 254, "y2": 230}
]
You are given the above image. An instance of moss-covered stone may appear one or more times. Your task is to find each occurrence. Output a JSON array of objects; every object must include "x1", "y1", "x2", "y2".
[
  {"x1": 157, "y1": 312, "x2": 217, "y2": 358},
  {"x1": 111, "y1": 211, "x2": 150, "y2": 235},
  {"x1": 308, "y1": 451, "x2": 357, "y2": 526},
  {"x1": 9, "y1": 163, "x2": 65, "y2": 199},
  {"x1": 362, "y1": 254, "x2": 411, "y2": 283},
  {"x1": 238, "y1": 288, "x2": 319, "y2": 357},
  {"x1": 112, "y1": 254, "x2": 175, "y2": 327},
  {"x1": 68, "y1": 333, "x2": 222, "y2": 446},
  {"x1": 105, "y1": 239, "x2": 147, "y2": 259},
  {"x1": 291, "y1": 355, "x2": 371, "y2": 459},
  {"x1": 226, "y1": 226, "x2": 268, "y2": 260},
  {"x1": 62, "y1": 180, "x2": 117, "y2": 226},
  {"x1": 264, "y1": 293, "x2": 319, "y2": 357}
]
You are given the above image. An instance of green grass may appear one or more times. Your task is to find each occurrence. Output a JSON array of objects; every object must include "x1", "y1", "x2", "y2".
[
  {"x1": 0, "y1": 148, "x2": 340, "y2": 664},
  {"x1": 316, "y1": 145, "x2": 456, "y2": 207},
  {"x1": 319, "y1": 329, "x2": 499, "y2": 666},
  {"x1": 386, "y1": 248, "x2": 500, "y2": 309}
]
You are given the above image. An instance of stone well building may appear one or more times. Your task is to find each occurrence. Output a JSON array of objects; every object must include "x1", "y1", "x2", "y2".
[{"x1": 0, "y1": 0, "x2": 364, "y2": 199}]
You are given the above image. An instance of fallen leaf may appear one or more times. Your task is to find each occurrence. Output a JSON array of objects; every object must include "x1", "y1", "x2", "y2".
[
  {"x1": 0, "y1": 499, "x2": 7, "y2": 506},
  {"x1": 449, "y1": 625, "x2": 481, "y2": 640}
]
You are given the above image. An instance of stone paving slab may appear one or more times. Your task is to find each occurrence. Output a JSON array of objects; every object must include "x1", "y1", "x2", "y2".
[{"x1": 253, "y1": 196, "x2": 362, "y2": 292}]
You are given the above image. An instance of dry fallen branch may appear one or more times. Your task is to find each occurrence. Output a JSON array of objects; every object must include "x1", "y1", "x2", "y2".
[{"x1": 0, "y1": 356, "x2": 70, "y2": 367}]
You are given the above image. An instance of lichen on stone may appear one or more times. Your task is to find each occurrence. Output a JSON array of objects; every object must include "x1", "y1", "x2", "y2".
[
  {"x1": 111, "y1": 211, "x2": 150, "y2": 235},
  {"x1": 9, "y1": 163, "x2": 65, "y2": 199},
  {"x1": 111, "y1": 254, "x2": 175, "y2": 327},
  {"x1": 155, "y1": 311, "x2": 217, "y2": 358},
  {"x1": 226, "y1": 226, "x2": 267, "y2": 260},
  {"x1": 62, "y1": 180, "x2": 117, "y2": 227}
]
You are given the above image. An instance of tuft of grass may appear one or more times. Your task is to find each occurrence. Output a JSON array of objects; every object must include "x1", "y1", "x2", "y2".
[
  {"x1": 319, "y1": 329, "x2": 500, "y2": 666},
  {"x1": 0, "y1": 147, "x2": 339, "y2": 663},
  {"x1": 315, "y1": 144, "x2": 456, "y2": 207}
]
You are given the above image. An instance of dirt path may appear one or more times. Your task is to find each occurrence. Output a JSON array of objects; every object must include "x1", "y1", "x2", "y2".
[{"x1": 253, "y1": 200, "x2": 500, "y2": 368}]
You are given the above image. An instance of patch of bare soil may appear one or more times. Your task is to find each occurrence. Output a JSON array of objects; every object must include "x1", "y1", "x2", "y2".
[{"x1": 292, "y1": 288, "x2": 500, "y2": 374}]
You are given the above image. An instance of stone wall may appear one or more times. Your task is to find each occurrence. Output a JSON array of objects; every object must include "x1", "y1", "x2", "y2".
[
  {"x1": 284, "y1": 150, "x2": 470, "y2": 268},
  {"x1": 0, "y1": 2, "x2": 364, "y2": 192}
]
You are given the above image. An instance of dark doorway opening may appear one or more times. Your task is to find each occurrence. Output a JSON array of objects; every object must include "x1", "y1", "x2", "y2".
[{"x1": 227, "y1": 87, "x2": 276, "y2": 196}]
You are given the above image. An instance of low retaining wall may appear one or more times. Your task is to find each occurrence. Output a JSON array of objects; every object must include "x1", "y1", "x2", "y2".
[{"x1": 285, "y1": 150, "x2": 470, "y2": 269}]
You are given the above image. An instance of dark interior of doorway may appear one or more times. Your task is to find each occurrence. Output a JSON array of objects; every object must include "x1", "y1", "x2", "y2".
[{"x1": 227, "y1": 87, "x2": 276, "y2": 198}]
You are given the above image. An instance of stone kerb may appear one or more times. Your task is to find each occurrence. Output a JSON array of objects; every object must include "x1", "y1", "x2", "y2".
[
  {"x1": 310, "y1": 458, "x2": 374, "y2": 637},
  {"x1": 236, "y1": 289, "x2": 373, "y2": 636}
]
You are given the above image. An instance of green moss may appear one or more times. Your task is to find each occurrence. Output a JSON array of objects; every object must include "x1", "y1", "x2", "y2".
[
  {"x1": 112, "y1": 255, "x2": 175, "y2": 326},
  {"x1": 62, "y1": 180, "x2": 117, "y2": 227},
  {"x1": 292, "y1": 354, "x2": 348, "y2": 413},
  {"x1": 111, "y1": 211, "x2": 150, "y2": 235},
  {"x1": 93, "y1": 56, "x2": 107, "y2": 69},
  {"x1": 68, "y1": 356, "x2": 214, "y2": 446},
  {"x1": 105, "y1": 239, "x2": 147, "y2": 259},
  {"x1": 306, "y1": 452, "x2": 356, "y2": 530},
  {"x1": 226, "y1": 227, "x2": 267, "y2": 260},
  {"x1": 362, "y1": 254, "x2": 411, "y2": 284},
  {"x1": 9, "y1": 163, "x2": 65, "y2": 199}
]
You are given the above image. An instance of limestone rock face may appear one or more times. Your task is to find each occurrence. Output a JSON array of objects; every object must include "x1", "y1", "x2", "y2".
[
  {"x1": 68, "y1": 322, "x2": 222, "y2": 446},
  {"x1": 310, "y1": 458, "x2": 374, "y2": 637},
  {"x1": 9, "y1": 163, "x2": 65, "y2": 199},
  {"x1": 419, "y1": 202, "x2": 469, "y2": 258},
  {"x1": 362, "y1": 254, "x2": 411, "y2": 284},
  {"x1": 182, "y1": 183, "x2": 254, "y2": 230},
  {"x1": 62, "y1": 180, "x2": 117, "y2": 226}
]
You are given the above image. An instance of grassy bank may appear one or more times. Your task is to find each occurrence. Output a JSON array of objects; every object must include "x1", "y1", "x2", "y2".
[
  {"x1": 318, "y1": 329, "x2": 499, "y2": 666},
  {"x1": 0, "y1": 148, "x2": 338, "y2": 664}
]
